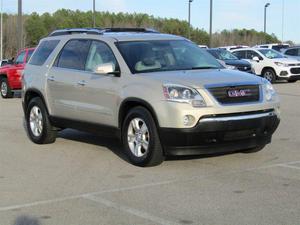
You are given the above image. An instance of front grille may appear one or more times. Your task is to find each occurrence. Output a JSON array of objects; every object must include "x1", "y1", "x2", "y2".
[
  {"x1": 208, "y1": 85, "x2": 260, "y2": 104},
  {"x1": 290, "y1": 68, "x2": 300, "y2": 74}
]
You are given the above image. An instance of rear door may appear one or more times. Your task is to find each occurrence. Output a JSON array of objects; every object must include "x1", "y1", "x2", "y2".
[{"x1": 47, "y1": 39, "x2": 91, "y2": 119}]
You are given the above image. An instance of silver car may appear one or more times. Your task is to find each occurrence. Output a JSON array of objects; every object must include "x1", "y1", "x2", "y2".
[
  {"x1": 282, "y1": 47, "x2": 300, "y2": 61},
  {"x1": 22, "y1": 28, "x2": 280, "y2": 167}
]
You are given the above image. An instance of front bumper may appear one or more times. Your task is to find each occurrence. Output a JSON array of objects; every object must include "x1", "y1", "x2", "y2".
[{"x1": 159, "y1": 110, "x2": 280, "y2": 156}]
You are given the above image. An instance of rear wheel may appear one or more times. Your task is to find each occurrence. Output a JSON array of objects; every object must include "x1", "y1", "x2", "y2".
[
  {"x1": 262, "y1": 69, "x2": 276, "y2": 83},
  {"x1": 0, "y1": 78, "x2": 13, "y2": 98},
  {"x1": 25, "y1": 97, "x2": 57, "y2": 144},
  {"x1": 122, "y1": 106, "x2": 164, "y2": 167}
]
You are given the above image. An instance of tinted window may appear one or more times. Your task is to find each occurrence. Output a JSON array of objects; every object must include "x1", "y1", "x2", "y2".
[
  {"x1": 30, "y1": 40, "x2": 60, "y2": 65},
  {"x1": 208, "y1": 49, "x2": 238, "y2": 60},
  {"x1": 272, "y1": 45, "x2": 289, "y2": 52},
  {"x1": 85, "y1": 41, "x2": 118, "y2": 72},
  {"x1": 57, "y1": 39, "x2": 91, "y2": 70},
  {"x1": 117, "y1": 40, "x2": 222, "y2": 74},
  {"x1": 15, "y1": 51, "x2": 26, "y2": 64},
  {"x1": 232, "y1": 50, "x2": 246, "y2": 59},
  {"x1": 285, "y1": 48, "x2": 298, "y2": 56},
  {"x1": 246, "y1": 51, "x2": 262, "y2": 60}
]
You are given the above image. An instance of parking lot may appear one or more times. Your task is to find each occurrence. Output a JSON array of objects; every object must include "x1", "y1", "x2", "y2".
[{"x1": 0, "y1": 83, "x2": 299, "y2": 225}]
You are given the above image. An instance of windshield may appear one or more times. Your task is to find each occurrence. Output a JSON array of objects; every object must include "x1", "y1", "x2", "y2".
[
  {"x1": 208, "y1": 49, "x2": 238, "y2": 60},
  {"x1": 258, "y1": 49, "x2": 285, "y2": 59},
  {"x1": 117, "y1": 40, "x2": 222, "y2": 74}
]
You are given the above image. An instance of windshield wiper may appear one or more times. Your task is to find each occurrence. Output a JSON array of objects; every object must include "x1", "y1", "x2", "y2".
[{"x1": 190, "y1": 66, "x2": 219, "y2": 70}]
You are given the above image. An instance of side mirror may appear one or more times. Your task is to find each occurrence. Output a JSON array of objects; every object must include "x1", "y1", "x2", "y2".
[
  {"x1": 94, "y1": 63, "x2": 120, "y2": 76},
  {"x1": 252, "y1": 56, "x2": 260, "y2": 62}
]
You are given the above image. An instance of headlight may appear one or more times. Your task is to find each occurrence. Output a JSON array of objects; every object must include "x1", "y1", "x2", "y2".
[
  {"x1": 163, "y1": 84, "x2": 206, "y2": 107},
  {"x1": 263, "y1": 79, "x2": 276, "y2": 101},
  {"x1": 226, "y1": 65, "x2": 237, "y2": 70},
  {"x1": 274, "y1": 62, "x2": 289, "y2": 67}
]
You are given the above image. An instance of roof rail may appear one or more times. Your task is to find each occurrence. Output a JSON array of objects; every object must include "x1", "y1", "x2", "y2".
[{"x1": 48, "y1": 27, "x2": 159, "y2": 37}]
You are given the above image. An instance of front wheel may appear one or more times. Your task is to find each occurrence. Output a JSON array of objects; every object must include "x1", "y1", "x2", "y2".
[
  {"x1": 0, "y1": 78, "x2": 13, "y2": 98},
  {"x1": 122, "y1": 106, "x2": 164, "y2": 167},
  {"x1": 262, "y1": 69, "x2": 276, "y2": 83},
  {"x1": 25, "y1": 97, "x2": 57, "y2": 144}
]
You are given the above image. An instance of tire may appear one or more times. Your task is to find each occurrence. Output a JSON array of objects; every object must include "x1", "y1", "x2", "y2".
[
  {"x1": 122, "y1": 106, "x2": 164, "y2": 167},
  {"x1": 25, "y1": 97, "x2": 57, "y2": 144},
  {"x1": 0, "y1": 77, "x2": 13, "y2": 98},
  {"x1": 262, "y1": 69, "x2": 276, "y2": 83},
  {"x1": 242, "y1": 145, "x2": 266, "y2": 153}
]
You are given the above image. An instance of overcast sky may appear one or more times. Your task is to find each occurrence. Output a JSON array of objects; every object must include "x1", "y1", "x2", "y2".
[{"x1": 3, "y1": 0, "x2": 300, "y2": 43}]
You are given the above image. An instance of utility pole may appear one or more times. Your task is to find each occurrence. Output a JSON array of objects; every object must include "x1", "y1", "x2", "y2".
[
  {"x1": 264, "y1": 3, "x2": 270, "y2": 43},
  {"x1": 18, "y1": 0, "x2": 22, "y2": 50},
  {"x1": 188, "y1": 0, "x2": 193, "y2": 39},
  {"x1": 1, "y1": 0, "x2": 3, "y2": 60},
  {"x1": 209, "y1": 0, "x2": 213, "y2": 47},
  {"x1": 93, "y1": 0, "x2": 96, "y2": 27},
  {"x1": 281, "y1": 0, "x2": 285, "y2": 43}
]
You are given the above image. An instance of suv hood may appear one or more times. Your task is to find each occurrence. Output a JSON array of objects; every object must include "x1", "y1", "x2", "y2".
[{"x1": 140, "y1": 69, "x2": 262, "y2": 89}]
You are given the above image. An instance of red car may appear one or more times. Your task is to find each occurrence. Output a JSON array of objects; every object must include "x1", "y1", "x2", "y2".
[{"x1": 0, "y1": 48, "x2": 35, "y2": 98}]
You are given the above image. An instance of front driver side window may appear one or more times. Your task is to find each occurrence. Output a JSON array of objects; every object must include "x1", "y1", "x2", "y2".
[{"x1": 85, "y1": 41, "x2": 118, "y2": 72}]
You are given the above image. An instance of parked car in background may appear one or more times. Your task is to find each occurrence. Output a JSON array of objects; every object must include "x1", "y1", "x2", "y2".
[
  {"x1": 282, "y1": 46, "x2": 300, "y2": 60},
  {"x1": 207, "y1": 48, "x2": 253, "y2": 73},
  {"x1": 219, "y1": 45, "x2": 248, "y2": 51},
  {"x1": 231, "y1": 48, "x2": 300, "y2": 83},
  {"x1": 254, "y1": 43, "x2": 290, "y2": 52},
  {"x1": 0, "y1": 59, "x2": 9, "y2": 67},
  {"x1": 0, "y1": 48, "x2": 35, "y2": 98},
  {"x1": 22, "y1": 28, "x2": 280, "y2": 167}
]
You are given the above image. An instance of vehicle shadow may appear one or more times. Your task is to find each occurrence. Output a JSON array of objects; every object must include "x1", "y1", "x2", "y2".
[
  {"x1": 57, "y1": 129, "x2": 240, "y2": 164},
  {"x1": 57, "y1": 129, "x2": 130, "y2": 163},
  {"x1": 13, "y1": 215, "x2": 41, "y2": 225}
]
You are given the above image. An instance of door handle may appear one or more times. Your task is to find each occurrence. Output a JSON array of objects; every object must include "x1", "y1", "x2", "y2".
[
  {"x1": 47, "y1": 76, "x2": 55, "y2": 82},
  {"x1": 77, "y1": 80, "x2": 86, "y2": 86}
]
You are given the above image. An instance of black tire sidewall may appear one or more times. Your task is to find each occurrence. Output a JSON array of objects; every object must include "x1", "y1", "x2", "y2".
[
  {"x1": 0, "y1": 78, "x2": 12, "y2": 98},
  {"x1": 26, "y1": 98, "x2": 51, "y2": 144},
  {"x1": 122, "y1": 107, "x2": 163, "y2": 167}
]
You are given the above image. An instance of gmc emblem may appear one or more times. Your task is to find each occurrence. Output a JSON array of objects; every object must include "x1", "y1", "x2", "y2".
[{"x1": 228, "y1": 89, "x2": 252, "y2": 98}]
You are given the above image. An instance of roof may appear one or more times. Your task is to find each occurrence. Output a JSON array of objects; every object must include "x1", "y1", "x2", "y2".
[{"x1": 47, "y1": 28, "x2": 185, "y2": 42}]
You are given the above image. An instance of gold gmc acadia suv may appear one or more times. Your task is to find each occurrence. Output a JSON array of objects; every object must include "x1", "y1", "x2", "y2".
[{"x1": 22, "y1": 28, "x2": 280, "y2": 167}]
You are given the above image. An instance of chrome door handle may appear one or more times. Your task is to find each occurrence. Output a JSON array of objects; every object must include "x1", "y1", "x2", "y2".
[
  {"x1": 77, "y1": 80, "x2": 86, "y2": 86},
  {"x1": 47, "y1": 76, "x2": 55, "y2": 82}
]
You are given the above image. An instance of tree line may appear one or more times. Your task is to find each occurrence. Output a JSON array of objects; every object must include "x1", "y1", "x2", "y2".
[{"x1": 1, "y1": 9, "x2": 283, "y2": 58}]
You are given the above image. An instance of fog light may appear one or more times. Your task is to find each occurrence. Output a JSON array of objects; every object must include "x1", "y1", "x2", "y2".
[
  {"x1": 280, "y1": 71, "x2": 288, "y2": 76},
  {"x1": 183, "y1": 115, "x2": 195, "y2": 126}
]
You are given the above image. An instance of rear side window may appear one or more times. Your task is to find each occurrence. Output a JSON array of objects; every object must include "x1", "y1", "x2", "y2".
[
  {"x1": 30, "y1": 40, "x2": 60, "y2": 65},
  {"x1": 285, "y1": 49, "x2": 298, "y2": 56},
  {"x1": 56, "y1": 39, "x2": 91, "y2": 70}
]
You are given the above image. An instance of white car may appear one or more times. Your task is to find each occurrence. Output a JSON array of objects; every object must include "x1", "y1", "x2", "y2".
[
  {"x1": 219, "y1": 45, "x2": 248, "y2": 51},
  {"x1": 253, "y1": 43, "x2": 290, "y2": 52},
  {"x1": 231, "y1": 48, "x2": 300, "y2": 83}
]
